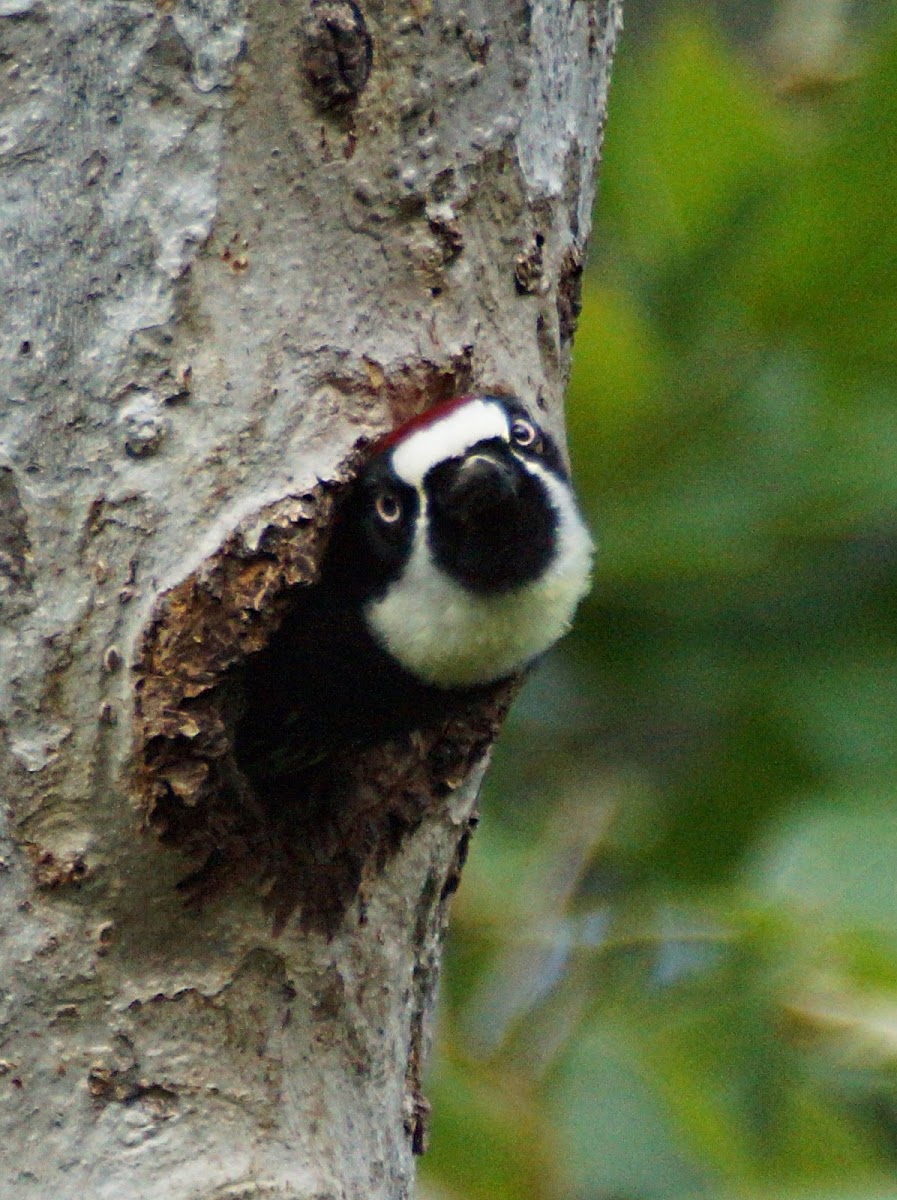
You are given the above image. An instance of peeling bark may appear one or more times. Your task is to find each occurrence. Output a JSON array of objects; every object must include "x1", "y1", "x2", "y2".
[{"x1": 0, "y1": 2, "x2": 620, "y2": 1197}]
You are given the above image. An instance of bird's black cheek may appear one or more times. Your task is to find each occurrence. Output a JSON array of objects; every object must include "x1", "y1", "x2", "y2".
[
  {"x1": 362, "y1": 510, "x2": 414, "y2": 568},
  {"x1": 322, "y1": 476, "x2": 419, "y2": 598}
]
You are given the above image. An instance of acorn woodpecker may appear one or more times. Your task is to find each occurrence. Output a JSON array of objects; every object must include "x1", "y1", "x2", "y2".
[{"x1": 235, "y1": 394, "x2": 593, "y2": 795}]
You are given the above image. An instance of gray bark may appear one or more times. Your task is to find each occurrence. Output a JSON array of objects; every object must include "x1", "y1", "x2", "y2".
[{"x1": 0, "y1": 2, "x2": 620, "y2": 1197}]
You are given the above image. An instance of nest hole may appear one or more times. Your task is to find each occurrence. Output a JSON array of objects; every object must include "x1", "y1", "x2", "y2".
[{"x1": 133, "y1": 479, "x2": 510, "y2": 935}]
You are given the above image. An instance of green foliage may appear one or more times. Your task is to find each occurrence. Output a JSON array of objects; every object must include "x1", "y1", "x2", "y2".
[{"x1": 422, "y1": 7, "x2": 897, "y2": 1200}]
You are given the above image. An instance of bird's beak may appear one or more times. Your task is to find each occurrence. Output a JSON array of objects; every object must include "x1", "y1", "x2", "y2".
[{"x1": 448, "y1": 451, "x2": 520, "y2": 517}]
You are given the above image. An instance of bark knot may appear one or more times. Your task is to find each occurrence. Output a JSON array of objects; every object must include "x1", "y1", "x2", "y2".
[{"x1": 302, "y1": 0, "x2": 373, "y2": 110}]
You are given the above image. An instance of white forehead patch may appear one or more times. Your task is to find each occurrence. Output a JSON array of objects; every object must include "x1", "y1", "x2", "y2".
[{"x1": 390, "y1": 399, "x2": 510, "y2": 488}]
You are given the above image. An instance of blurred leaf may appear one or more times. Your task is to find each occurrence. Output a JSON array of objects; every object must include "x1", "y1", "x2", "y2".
[
  {"x1": 748, "y1": 15, "x2": 897, "y2": 369},
  {"x1": 750, "y1": 794, "x2": 897, "y2": 930},
  {"x1": 421, "y1": 1052, "x2": 562, "y2": 1200},
  {"x1": 649, "y1": 703, "x2": 821, "y2": 884},
  {"x1": 566, "y1": 283, "x2": 670, "y2": 493},
  {"x1": 599, "y1": 11, "x2": 785, "y2": 280},
  {"x1": 548, "y1": 1018, "x2": 714, "y2": 1199}
]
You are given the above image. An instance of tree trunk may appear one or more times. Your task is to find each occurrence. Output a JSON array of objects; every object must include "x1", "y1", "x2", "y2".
[{"x1": 0, "y1": 2, "x2": 619, "y2": 1196}]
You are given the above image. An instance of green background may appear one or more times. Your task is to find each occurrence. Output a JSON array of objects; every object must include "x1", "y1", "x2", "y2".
[{"x1": 422, "y1": 3, "x2": 897, "y2": 1198}]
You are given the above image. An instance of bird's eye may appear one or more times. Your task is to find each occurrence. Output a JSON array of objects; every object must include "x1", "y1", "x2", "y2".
[
  {"x1": 510, "y1": 417, "x2": 537, "y2": 448},
  {"x1": 375, "y1": 491, "x2": 403, "y2": 523}
]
